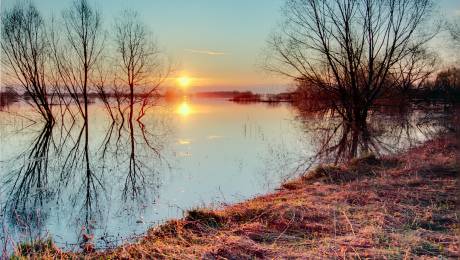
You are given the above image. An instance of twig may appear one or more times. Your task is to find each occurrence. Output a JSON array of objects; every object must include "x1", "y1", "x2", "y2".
[{"x1": 341, "y1": 210, "x2": 355, "y2": 235}]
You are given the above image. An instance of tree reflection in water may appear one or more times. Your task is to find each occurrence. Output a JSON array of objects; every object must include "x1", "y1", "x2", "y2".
[
  {"x1": 292, "y1": 101, "x2": 454, "y2": 172},
  {"x1": 1, "y1": 99, "x2": 454, "y2": 250},
  {"x1": 2, "y1": 121, "x2": 54, "y2": 236},
  {"x1": 0, "y1": 102, "x2": 170, "y2": 248}
]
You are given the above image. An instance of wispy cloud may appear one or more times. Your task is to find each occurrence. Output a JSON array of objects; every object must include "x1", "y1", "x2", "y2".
[
  {"x1": 177, "y1": 139, "x2": 192, "y2": 145},
  {"x1": 185, "y1": 49, "x2": 227, "y2": 56}
]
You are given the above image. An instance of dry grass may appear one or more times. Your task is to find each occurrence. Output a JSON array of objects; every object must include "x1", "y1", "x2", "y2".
[{"x1": 14, "y1": 135, "x2": 459, "y2": 259}]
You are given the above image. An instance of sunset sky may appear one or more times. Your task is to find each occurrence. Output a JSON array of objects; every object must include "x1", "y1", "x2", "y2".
[{"x1": 2, "y1": 0, "x2": 460, "y2": 92}]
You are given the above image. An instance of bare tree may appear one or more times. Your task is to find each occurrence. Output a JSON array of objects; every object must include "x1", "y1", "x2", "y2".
[
  {"x1": 51, "y1": 0, "x2": 104, "y2": 120},
  {"x1": 449, "y1": 17, "x2": 460, "y2": 43},
  {"x1": 93, "y1": 62, "x2": 116, "y2": 121},
  {"x1": 113, "y1": 10, "x2": 168, "y2": 121},
  {"x1": 49, "y1": 0, "x2": 105, "y2": 200},
  {"x1": 266, "y1": 0, "x2": 436, "y2": 123},
  {"x1": 1, "y1": 2, "x2": 54, "y2": 122},
  {"x1": 393, "y1": 46, "x2": 437, "y2": 94},
  {"x1": 446, "y1": 17, "x2": 460, "y2": 64}
]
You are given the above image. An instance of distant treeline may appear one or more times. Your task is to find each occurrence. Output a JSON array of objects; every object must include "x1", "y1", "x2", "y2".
[
  {"x1": 0, "y1": 87, "x2": 19, "y2": 107},
  {"x1": 4, "y1": 64, "x2": 458, "y2": 109},
  {"x1": 228, "y1": 92, "x2": 294, "y2": 103},
  {"x1": 292, "y1": 67, "x2": 460, "y2": 105},
  {"x1": 418, "y1": 67, "x2": 460, "y2": 101},
  {"x1": 225, "y1": 67, "x2": 460, "y2": 105},
  {"x1": 0, "y1": 87, "x2": 163, "y2": 106}
]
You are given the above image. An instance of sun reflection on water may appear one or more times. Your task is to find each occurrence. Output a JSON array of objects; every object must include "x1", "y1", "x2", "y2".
[{"x1": 177, "y1": 100, "x2": 192, "y2": 117}]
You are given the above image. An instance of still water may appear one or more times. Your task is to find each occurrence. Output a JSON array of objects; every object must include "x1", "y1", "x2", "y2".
[{"x1": 0, "y1": 97, "x2": 451, "y2": 251}]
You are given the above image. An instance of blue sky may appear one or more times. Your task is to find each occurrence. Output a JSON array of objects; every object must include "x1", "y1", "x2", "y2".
[{"x1": 2, "y1": 0, "x2": 459, "y2": 92}]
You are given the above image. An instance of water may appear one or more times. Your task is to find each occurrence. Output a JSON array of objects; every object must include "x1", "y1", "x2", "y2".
[{"x1": 0, "y1": 97, "x2": 452, "y2": 251}]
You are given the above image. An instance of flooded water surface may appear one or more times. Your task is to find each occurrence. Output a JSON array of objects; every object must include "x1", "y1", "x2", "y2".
[{"x1": 0, "y1": 98, "x2": 452, "y2": 250}]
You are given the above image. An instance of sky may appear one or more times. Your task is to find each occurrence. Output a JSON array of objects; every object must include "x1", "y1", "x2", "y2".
[{"x1": 1, "y1": 0, "x2": 460, "y2": 92}]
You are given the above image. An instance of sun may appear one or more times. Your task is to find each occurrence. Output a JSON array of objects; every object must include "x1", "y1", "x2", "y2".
[{"x1": 177, "y1": 76, "x2": 191, "y2": 88}]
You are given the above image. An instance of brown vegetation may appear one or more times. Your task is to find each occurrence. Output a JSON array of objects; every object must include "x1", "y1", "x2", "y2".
[{"x1": 15, "y1": 134, "x2": 459, "y2": 259}]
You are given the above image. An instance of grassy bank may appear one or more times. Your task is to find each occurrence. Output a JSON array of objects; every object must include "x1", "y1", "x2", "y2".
[{"x1": 14, "y1": 135, "x2": 459, "y2": 259}]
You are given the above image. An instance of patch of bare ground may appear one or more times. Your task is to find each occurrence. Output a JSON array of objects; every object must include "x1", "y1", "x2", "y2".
[{"x1": 14, "y1": 135, "x2": 459, "y2": 259}]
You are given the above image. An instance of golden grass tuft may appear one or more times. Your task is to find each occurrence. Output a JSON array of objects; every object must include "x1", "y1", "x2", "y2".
[{"x1": 11, "y1": 238, "x2": 62, "y2": 259}]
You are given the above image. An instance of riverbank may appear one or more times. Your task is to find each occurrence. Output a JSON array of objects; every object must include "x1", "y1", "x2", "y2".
[{"x1": 14, "y1": 135, "x2": 459, "y2": 259}]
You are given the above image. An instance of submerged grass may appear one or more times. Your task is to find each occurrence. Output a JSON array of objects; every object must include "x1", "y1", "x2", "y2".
[{"x1": 14, "y1": 135, "x2": 459, "y2": 259}]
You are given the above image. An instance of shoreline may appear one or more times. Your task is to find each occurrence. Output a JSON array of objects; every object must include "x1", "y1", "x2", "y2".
[{"x1": 14, "y1": 134, "x2": 459, "y2": 259}]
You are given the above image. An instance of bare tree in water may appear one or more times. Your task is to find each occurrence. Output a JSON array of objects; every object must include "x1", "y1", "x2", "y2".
[
  {"x1": 50, "y1": 0, "x2": 105, "y2": 220},
  {"x1": 113, "y1": 10, "x2": 169, "y2": 121},
  {"x1": 50, "y1": 0, "x2": 104, "y2": 120},
  {"x1": 266, "y1": 0, "x2": 436, "y2": 123},
  {"x1": 1, "y1": 2, "x2": 54, "y2": 122},
  {"x1": 94, "y1": 62, "x2": 116, "y2": 121},
  {"x1": 112, "y1": 11, "x2": 169, "y2": 200}
]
